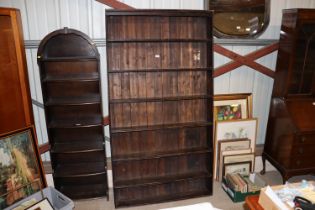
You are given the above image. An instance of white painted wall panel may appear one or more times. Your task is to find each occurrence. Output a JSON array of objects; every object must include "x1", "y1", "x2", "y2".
[{"x1": 1, "y1": 0, "x2": 315, "y2": 159}]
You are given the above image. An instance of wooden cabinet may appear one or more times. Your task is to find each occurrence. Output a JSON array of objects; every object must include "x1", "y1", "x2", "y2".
[
  {"x1": 0, "y1": 8, "x2": 34, "y2": 134},
  {"x1": 106, "y1": 10, "x2": 213, "y2": 207},
  {"x1": 262, "y1": 9, "x2": 315, "y2": 182},
  {"x1": 37, "y1": 28, "x2": 108, "y2": 199}
]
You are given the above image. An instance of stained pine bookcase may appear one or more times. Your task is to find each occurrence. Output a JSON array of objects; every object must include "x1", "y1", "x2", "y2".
[{"x1": 106, "y1": 10, "x2": 213, "y2": 207}]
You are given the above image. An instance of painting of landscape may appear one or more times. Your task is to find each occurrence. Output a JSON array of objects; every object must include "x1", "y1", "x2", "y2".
[{"x1": 0, "y1": 129, "x2": 42, "y2": 209}]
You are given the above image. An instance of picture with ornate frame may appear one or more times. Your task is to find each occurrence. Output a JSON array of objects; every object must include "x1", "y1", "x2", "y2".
[
  {"x1": 213, "y1": 118, "x2": 257, "y2": 178},
  {"x1": 25, "y1": 198, "x2": 54, "y2": 210},
  {"x1": 223, "y1": 161, "x2": 252, "y2": 179},
  {"x1": 0, "y1": 126, "x2": 46, "y2": 208},
  {"x1": 213, "y1": 93, "x2": 252, "y2": 121}
]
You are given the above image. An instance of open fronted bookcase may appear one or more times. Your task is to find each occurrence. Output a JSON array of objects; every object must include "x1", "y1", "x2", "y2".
[
  {"x1": 106, "y1": 10, "x2": 213, "y2": 207},
  {"x1": 37, "y1": 28, "x2": 108, "y2": 199}
]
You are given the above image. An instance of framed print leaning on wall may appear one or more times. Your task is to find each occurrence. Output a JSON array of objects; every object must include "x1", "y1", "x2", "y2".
[
  {"x1": 0, "y1": 126, "x2": 46, "y2": 209},
  {"x1": 213, "y1": 93, "x2": 252, "y2": 121},
  {"x1": 214, "y1": 118, "x2": 257, "y2": 179},
  {"x1": 223, "y1": 161, "x2": 252, "y2": 179}
]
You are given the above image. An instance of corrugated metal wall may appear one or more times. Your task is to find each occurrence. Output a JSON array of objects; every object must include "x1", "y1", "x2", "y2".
[{"x1": 1, "y1": 0, "x2": 315, "y2": 161}]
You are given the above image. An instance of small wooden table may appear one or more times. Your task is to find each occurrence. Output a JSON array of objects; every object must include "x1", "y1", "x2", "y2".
[{"x1": 245, "y1": 195, "x2": 264, "y2": 210}]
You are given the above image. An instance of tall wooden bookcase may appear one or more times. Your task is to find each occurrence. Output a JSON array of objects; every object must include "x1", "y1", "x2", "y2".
[
  {"x1": 106, "y1": 10, "x2": 213, "y2": 207},
  {"x1": 37, "y1": 28, "x2": 108, "y2": 199}
]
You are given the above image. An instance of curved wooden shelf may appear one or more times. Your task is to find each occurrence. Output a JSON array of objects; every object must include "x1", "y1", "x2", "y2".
[
  {"x1": 58, "y1": 183, "x2": 108, "y2": 199},
  {"x1": 54, "y1": 162, "x2": 106, "y2": 177},
  {"x1": 45, "y1": 95, "x2": 101, "y2": 106},
  {"x1": 51, "y1": 141, "x2": 104, "y2": 154}
]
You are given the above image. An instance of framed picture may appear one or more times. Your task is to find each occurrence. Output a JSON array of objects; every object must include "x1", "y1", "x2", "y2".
[
  {"x1": 213, "y1": 93, "x2": 252, "y2": 121},
  {"x1": 223, "y1": 153, "x2": 255, "y2": 172},
  {"x1": 223, "y1": 161, "x2": 252, "y2": 179},
  {"x1": 0, "y1": 126, "x2": 46, "y2": 208},
  {"x1": 213, "y1": 118, "x2": 257, "y2": 179},
  {"x1": 25, "y1": 198, "x2": 54, "y2": 210},
  {"x1": 218, "y1": 138, "x2": 251, "y2": 153},
  {"x1": 218, "y1": 148, "x2": 252, "y2": 181}
]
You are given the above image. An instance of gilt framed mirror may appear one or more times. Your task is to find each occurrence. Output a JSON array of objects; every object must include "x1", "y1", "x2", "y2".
[{"x1": 207, "y1": 0, "x2": 270, "y2": 38}]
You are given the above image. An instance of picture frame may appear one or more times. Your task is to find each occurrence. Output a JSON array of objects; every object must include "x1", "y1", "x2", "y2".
[
  {"x1": 216, "y1": 138, "x2": 251, "y2": 180},
  {"x1": 213, "y1": 118, "x2": 257, "y2": 179},
  {"x1": 223, "y1": 153, "x2": 255, "y2": 172},
  {"x1": 218, "y1": 148, "x2": 252, "y2": 181},
  {"x1": 25, "y1": 198, "x2": 54, "y2": 210},
  {"x1": 223, "y1": 161, "x2": 252, "y2": 179},
  {"x1": 218, "y1": 138, "x2": 251, "y2": 154},
  {"x1": 213, "y1": 93, "x2": 252, "y2": 121},
  {"x1": 0, "y1": 126, "x2": 46, "y2": 208}
]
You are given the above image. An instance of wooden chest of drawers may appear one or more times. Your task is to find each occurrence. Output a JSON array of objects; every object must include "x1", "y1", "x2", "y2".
[{"x1": 263, "y1": 97, "x2": 315, "y2": 181}]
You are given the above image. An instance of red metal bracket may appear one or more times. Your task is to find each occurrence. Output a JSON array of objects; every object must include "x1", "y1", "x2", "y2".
[
  {"x1": 95, "y1": 0, "x2": 134, "y2": 9},
  {"x1": 213, "y1": 42, "x2": 279, "y2": 78},
  {"x1": 38, "y1": 142, "x2": 51, "y2": 154}
]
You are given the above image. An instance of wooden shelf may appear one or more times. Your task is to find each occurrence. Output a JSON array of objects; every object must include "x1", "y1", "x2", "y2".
[
  {"x1": 38, "y1": 28, "x2": 108, "y2": 199},
  {"x1": 109, "y1": 95, "x2": 211, "y2": 103},
  {"x1": 48, "y1": 117, "x2": 103, "y2": 128},
  {"x1": 113, "y1": 148, "x2": 212, "y2": 161},
  {"x1": 54, "y1": 162, "x2": 106, "y2": 177},
  {"x1": 58, "y1": 183, "x2": 108, "y2": 199},
  {"x1": 108, "y1": 67, "x2": 212, "y2": 73},
  {"x1": 51, "y1": 141, "x2": 104, "y2": 153},
  {"x1": 45, "y1": 95, "x2": 101, "y2": 106},
  {"x1": 107, "y1": 10, "x2": 213, "y2": 206},
  {"x1": 40, "y1": 56, "x2": 97, "y2": 61},
  {"x1": 107, "y1": 38, "x2": 212, "y2": 43},
  {"x1": 111, "y1": 122, "x2": 212, "y2": 133},
  {"x1": 116, "y1": 189, "x2": 211, "y2": 207},
  {"x1": 43, "y1": 73, "x2": 99, "y2": 82},
  {"x1": 114, "y1": 172, "x2": 212, "y2": 188}
]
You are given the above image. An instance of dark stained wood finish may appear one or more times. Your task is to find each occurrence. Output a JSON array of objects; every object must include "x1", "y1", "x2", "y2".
[
  {"x1": 262, "y1": 9, "x2": 315, "y2": 182},
  {"x1": 37, "y1": 28, "x2": 108, "y2": 199},
  {"x1": 106, "y1": 10, "x2": 213, "y2": 207},
  {"x1": 0, "y1": 8, "x2": 34, "y2": 134}
]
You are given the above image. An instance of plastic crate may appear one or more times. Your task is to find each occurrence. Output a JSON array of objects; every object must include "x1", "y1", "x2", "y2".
[{"x1": 4, "y1": 187, "x2": 74, "y2": 210}]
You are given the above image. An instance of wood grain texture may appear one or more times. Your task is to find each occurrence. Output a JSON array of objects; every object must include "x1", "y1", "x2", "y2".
[
  {"x1": 0, "y1": 8, "x2": 34, "y2": 134},
  {"x1": 263, "y1": 9, "x2": 315, "y2": 183},
  {"x1": 37, "y1": 28, "x2": 108, "y2": 199},
  {"x1": 106, "y1": 10, "x2": 213, "y2": 207}
]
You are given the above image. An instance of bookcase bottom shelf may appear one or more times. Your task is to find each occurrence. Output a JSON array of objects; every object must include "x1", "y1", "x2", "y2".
[
  {"x1": 58, "y1": 183, "x2": 108, "y2": 199},
  {"x1": 114, "y1": 176, "x2": 212, "y2": 207}
]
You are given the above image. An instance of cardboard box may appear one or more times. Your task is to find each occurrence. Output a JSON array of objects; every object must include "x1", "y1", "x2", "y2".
[
  {"x1": 222, "y1": 174, "x2": 266, "y2": 202},
  {"x1": 258, "y1": 181, "x2": 315, "y2": 210},
  {"x1": 258, "y1": 185, "x2": 292, "y2": 210}
]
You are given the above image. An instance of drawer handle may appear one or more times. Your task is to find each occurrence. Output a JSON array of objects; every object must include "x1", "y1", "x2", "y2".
[
  {"x1": 301, "y1": 137, "x2": 306, "y2": 143},
  {"x1": 298, "y1": 148, "x2": 304, "y2": 154},
  {"x1": 296, "y1": 160, "x2": 301, "y2": 165}
]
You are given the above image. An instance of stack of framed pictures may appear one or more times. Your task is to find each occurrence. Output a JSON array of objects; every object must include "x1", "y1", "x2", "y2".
[{"x1": 213, "y1": 93, "x2": 257, "y2": 181}]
